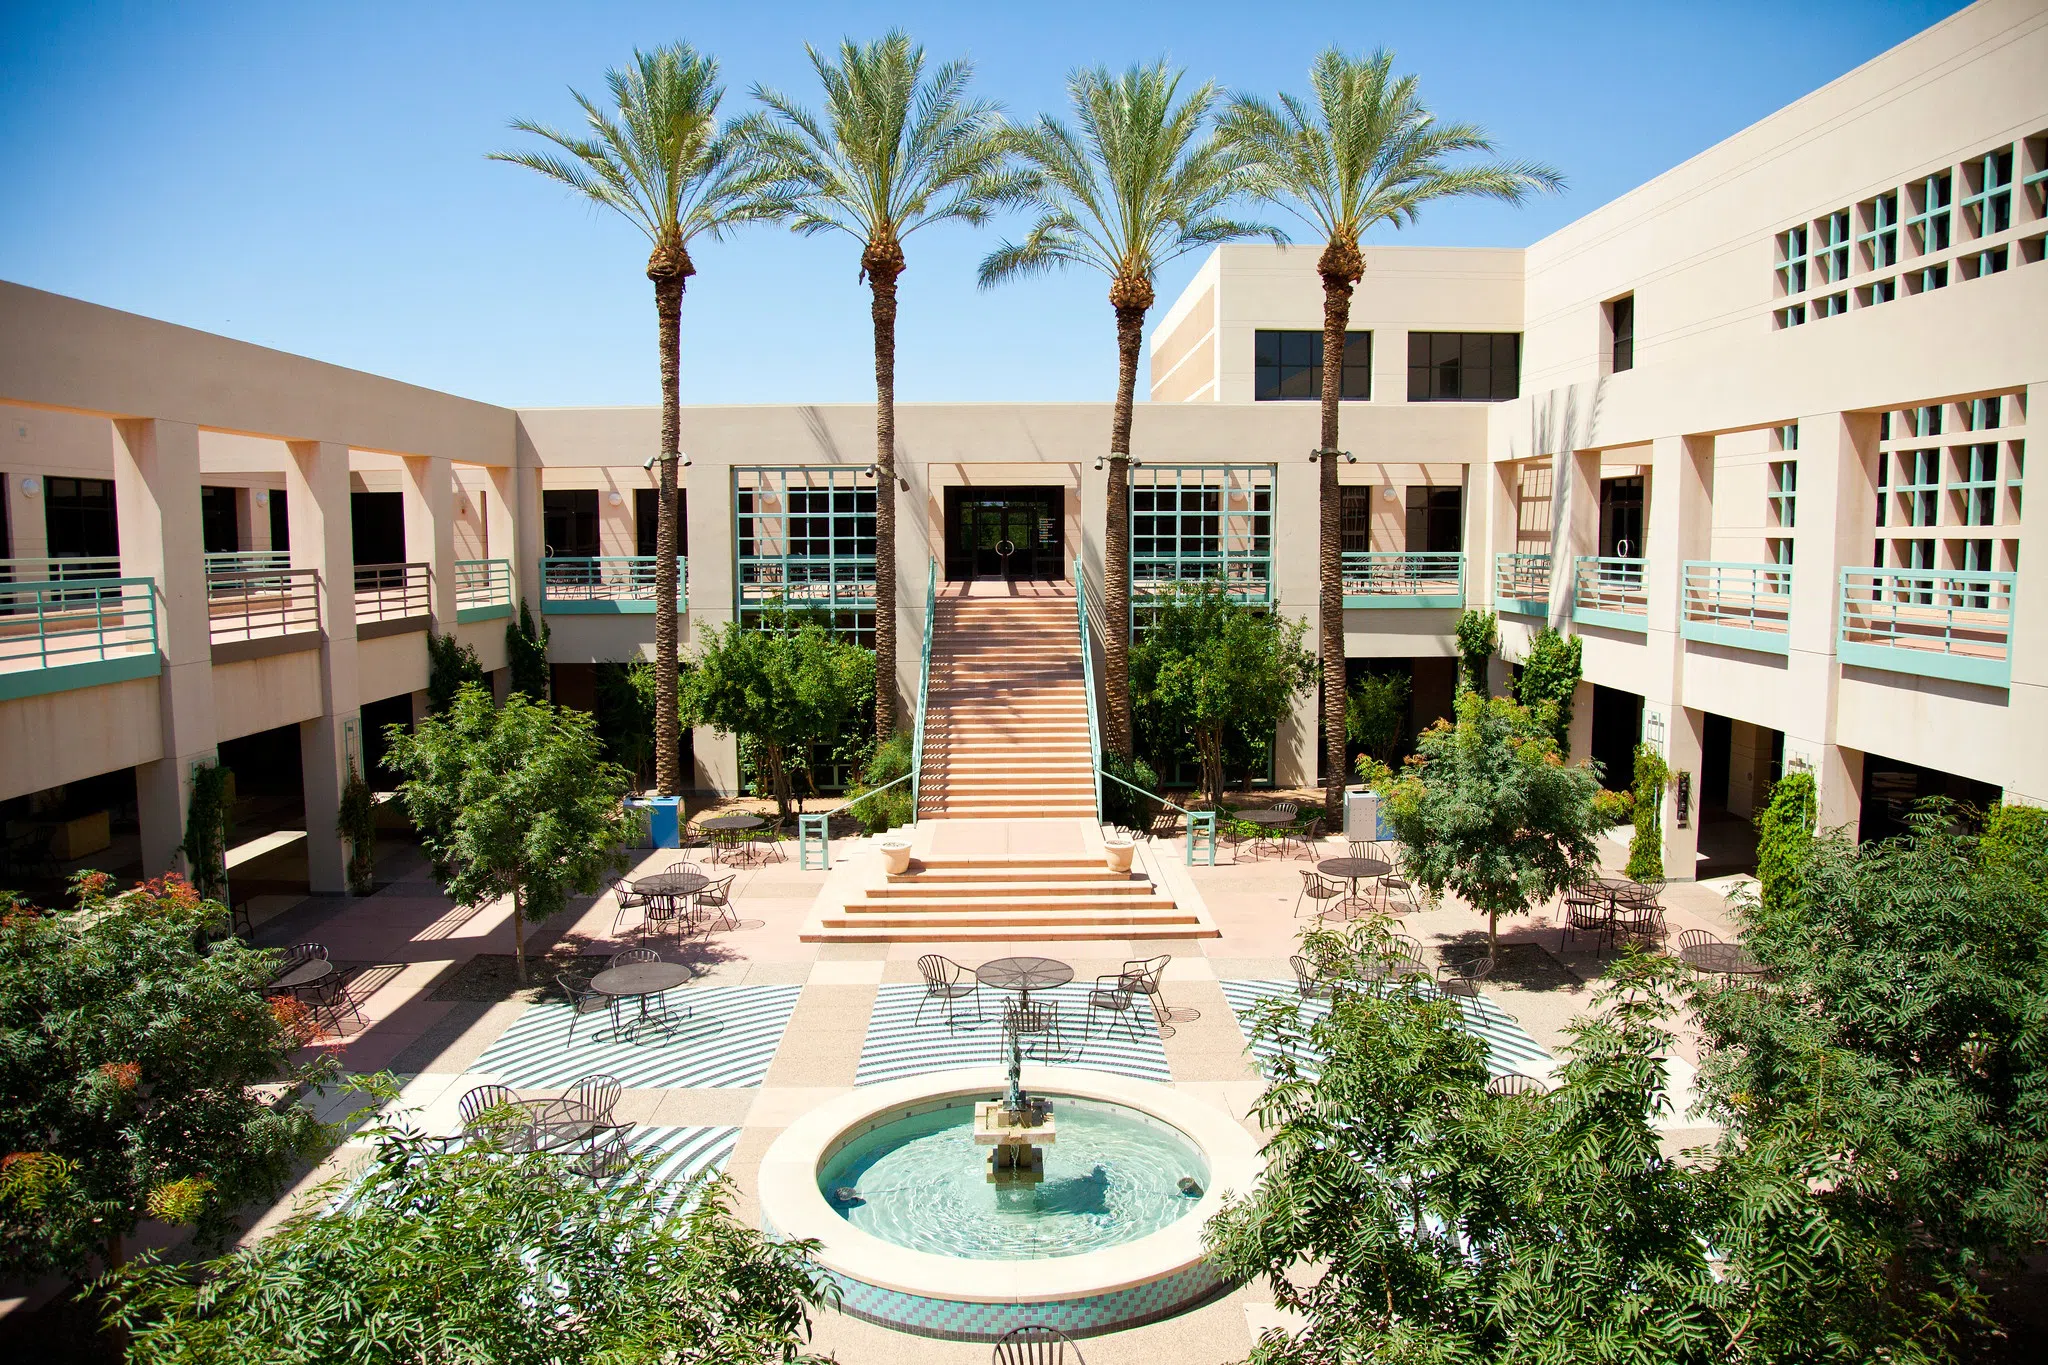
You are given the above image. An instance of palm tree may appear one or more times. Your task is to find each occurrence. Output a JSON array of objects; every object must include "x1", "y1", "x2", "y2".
[
  {"x1": 980, "y1": 62, "x2": 1276, "y2": 760},
  {"x1": 1221, "y1": 48, "x2": 1562, "y2": 815},
  {"x1": 753, "y1": 31, "x2": 1017, "y2": 743},
  {"x1": 492, "y1": 45, "x2": 781, "y2": 798}
]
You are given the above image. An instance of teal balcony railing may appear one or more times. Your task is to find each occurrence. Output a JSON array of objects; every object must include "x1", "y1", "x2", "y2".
[
  {"x1": 1341, "y1": 552, "x2": 1464, "y2": 608},
  {"x1": 1077, "y1": 555, "x2": 1104, "y2": 821},
  {"x1": 1130, "y1": 554, "x2": 1273, "y2": 608},
  {"x1": 0, "y1": 555, "x2": 122, "y2": 587},
  {"x1": 206, "y1": 564, "x2": 320, "y2": 646},
  {"x1": 0, "y1": 575, "x2": 161, "y2": 701},
  {"x1": 455, "y1": 558, "x2": 514, "y2": 622},
  {"x1": 1573, "y1": 556, "x2": 1649, "y2": 633},
  {"x1": 912, "y1": 558, "x2": 937, "y2": 817},
  {"x1": 1838, "y1": 567, "x2": 2014, "y2": 687},
  {"x1": 540, "y1": 556, "x2": 682, "y2": 614},
  {"x1": 203, "y1": 550, "x2": 290, "y2": 576},
  {"x1": 1682, "y1": 562, "x2": 1791, "y2": 654},
  {"x1": 354, "y1": 561, "x2": 431, "y2": 629},
  {"x1": 1493, "y1": 553, "x2": 1550, "y2": 617},
  {"x1": 735, "y1": 556, "x2": 876, "y2": 613}
]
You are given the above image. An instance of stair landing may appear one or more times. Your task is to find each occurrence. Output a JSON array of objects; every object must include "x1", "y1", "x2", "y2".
[{"x1": 801, "y1": 817, "x2": 1219, "y2": 944}]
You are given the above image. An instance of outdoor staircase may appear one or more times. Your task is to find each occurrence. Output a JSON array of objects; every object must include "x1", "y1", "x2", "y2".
[
  {"x1": 808, "y1": 848, "x2": 1211, "y2": 942},
  {"x1": 916, "y1": 592, "x2": 1098, "y2": 820}
]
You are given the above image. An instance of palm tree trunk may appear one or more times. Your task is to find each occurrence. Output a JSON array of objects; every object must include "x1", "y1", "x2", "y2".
[
  {"x1": 651, "y1": 265, "x2": 686, "y2": 798},
  {"x1": 1105, "y1": 283, "x2": 1152, "y2": 761},
  {"x1": 511, "y1": 885, "x2": 528, "y2": 984},
  {"x1": 866, "y1": 243, "x2": 905, "y2": 743},
  {"x1": 1316, "y1": 240, "x2": 1363, "y2": 818}
]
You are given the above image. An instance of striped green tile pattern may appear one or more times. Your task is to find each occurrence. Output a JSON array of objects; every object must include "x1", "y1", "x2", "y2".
[
  {"x1": 855, "y1": 983, "x2": 1171, "y2": 1085},
  {"x1": 1219, "y1": 979, "x2": 1552, "y2": 1081},
  {"x1": 473, "y1": 985, "x2": 804, "y2": 1089}
]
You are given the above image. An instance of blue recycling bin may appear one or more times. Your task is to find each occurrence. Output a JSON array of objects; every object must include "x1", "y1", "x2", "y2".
[{"x1": 636, "y1": 796, "x2": 682, "y2": 849}]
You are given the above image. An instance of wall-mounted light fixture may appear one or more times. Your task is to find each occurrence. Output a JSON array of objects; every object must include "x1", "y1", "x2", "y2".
[
  {"x1": 1382, "y1": 485, "x2": 1398, "y2": 501},
  {"x1": 1306, "y1": 448, "x2": 1356, "y2": 464},
  {"x1": 19, "y1": 475, "x2": 40, "y2": 498},
  {"x1": 607, "y1": 490, "x2": 623, "y2": 507},
  {"x1": 862, "y1": 463, "x2": 910, "y2": 491},
  {"x1": 254, "y1": 489, "x2": 270, "y2": 508}
]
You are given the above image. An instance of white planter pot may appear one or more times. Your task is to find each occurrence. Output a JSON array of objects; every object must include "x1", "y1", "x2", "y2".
[
  {"x1": 1103, "y1": 838, "x2": 1136, "y2": 873},
  {"x1": 876, "y1": 838, "x2": 914, "y2": 876}
]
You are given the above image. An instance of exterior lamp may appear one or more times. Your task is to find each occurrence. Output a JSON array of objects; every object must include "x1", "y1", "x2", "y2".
[{"x1": 1307, "y1": 448, "x2": 1355, "y2": 464}]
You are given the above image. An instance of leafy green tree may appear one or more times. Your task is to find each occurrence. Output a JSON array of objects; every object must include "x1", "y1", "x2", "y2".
[
  {"x1": 178, "y1": 760, "x2": 233, "y2": 903},
  {"x1": 1752, "y1": 767, "x2": 1815, "y2": 919},
  {"x1": 1385, "y1": 692, "x2": 1606, "y2": 956},
  {"x1": 335, "y1": 756, "x2": 377, "y2": 895},
  {"x1": 1128, "y1": 585, "x2": 1315, "y2": 807},
  {"x1": 1344, "y1": 669, "x2": 1409, "y2": 766},
  {"x1": 103, "y1": 1121, "x2": 831, "y2": 1364},
  {"x1": 845, "y1": 731, "x2": 914, "y2": 833},
  {"x1": 1977, "y1": 799, "x2": 2048, "y2": 885},
  {"x1": 754, "y1": 30, "x2": 1015, "y2": 743},
  {"x1": 980, "y1": 62, "x2": 1276, "y2": 761},
  {"x1": 495, "y1": 46, "x2": 780, "y2": 800},
  {"x1": 0, "y1": 875, "x2": 334, "y2": 1282},
  {"x1": 1453, "y1": 608, "x2": 1498, "y2": 697},
  {"x1": 685, "y1": 619, "x2": 875, "y2": 820},
  {"x1": 1222, "y1": 47, "x2": 1560, "y2": 818},
  {"x1": 1209, "y1": 928, "x2": 1731, "y2": 1363},
  {"x1": 383, "y1": 685, "x2": 633, "y2": 982},
  {"x1": 505, "y1": 598, "x2": 551, "y2": 701},
  {"x1": 425, "y1": 631, "x2": 484, "y2": 715},
  {"x1": 1513, "y1": 625, "x2": 1582, "y2": 751},
  {"x1": 1626, "y1": 742, "x2": 1670, "y2": 881},
  {"x1": 595, "y1": 658, "x2": 659, "y2": 786},
  {"x1": 1691, "y1": 801, "x2": 2048, "y2": 1356}
]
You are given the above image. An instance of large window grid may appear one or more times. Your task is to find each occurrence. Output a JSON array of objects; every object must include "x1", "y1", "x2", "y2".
[
  {"x1": 1872, "y1": 390, "x2": 2028, "y2": 577},
  {"x1": 1770, "y1": 131, "x2": 2046, "y2": 328},
  {"x1": 1405, "y1": 332, "x2": 1521, "y2": 402},
  {"x1": 1129, "y1": 464, "x2": 1275, "y2": 613},
  {"x1": 733, "y1": 467, "x2": 877, "y2": 646},
  {"x1": 1254, "y1": 330, "x2": 1371, "y2": 401}
]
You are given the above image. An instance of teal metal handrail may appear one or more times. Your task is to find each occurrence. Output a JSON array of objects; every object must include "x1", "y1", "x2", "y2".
[
  {"x1": 911, "y1": 557, "x2": 936, "y2": 818},
  {"x1": 1838, "y1": 567, "x2": 2014, "y2": 687},
  {"x1": 455, "y1": 558, "x2": 513, "y2": 621},
  {"x1": 1682, "y1": 561, "x2": 1791, "y2": 654},
  {"x1": 203, "y1": 550, "x2": 290, "y2": 575},
  {"x1": 1341, "y1": 551, "x2": 1465, "y2": 608},
  {"x1": 540, "y1": 555, "x2": 682, "y2": 614},
  {"x1": 1130, "y1": 555, "x2": 1274, "y2": 608},
  {"x1": 1572, "y1": 555, "x2": 1649, "y2": 633},
  {"x1": 0, "y1": 555, "x2": 122, "y2": 585},
  {"x1": 1076, "y1": 554, "x2": 1104, "y2": 820},
  {"x1": 0, "y1": 576, "x2": 161, "y2": 702},
  {"x1": 1493, "y1": 552, "x2": 1550, "y2": 615}
]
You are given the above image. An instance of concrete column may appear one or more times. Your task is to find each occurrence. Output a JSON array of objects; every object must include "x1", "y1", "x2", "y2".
[
  {"x1": 1643, "y1": 434, "x2": 1713, "y2": 876},
  {"x1": 1274, "y1": 455, "x2": 1319, "y2": 788},
  {"x1": 1553, "y1": 448, "x2": 1600, "y2": 630},
  {"x1": 1783, "y1": 411, "x2": 1878, "y2": 832},
  {"x1": 286, "y1": 440, "x2": 359, "y2": 894},
  {"x1": 114, "y1": 418, "x2": 217, "y2": 876},
  {"x1": 2004, "y1": 383, "x2": 2047, "y2": 804},
  {"x1": 1472, "y1": 459, "x2": 1519, "y2": 611},
  {"x1": 488, "y1": 464, "x2": 541, "y2": 611},
  {"x1": 401, "y1": 455, "x2": 456, "y2": 628},
  {"x1": 410, "y1": 687, "x2": 430, "y2": 726},
  {"x1": 1565, "y1": 678, "x2": 1594, "y2": 765}
]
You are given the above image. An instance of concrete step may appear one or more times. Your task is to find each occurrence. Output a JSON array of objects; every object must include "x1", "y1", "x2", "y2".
[
  {"x1": 823, "y1": 904, "x2": 1195, "y2": 928},
  {"x1": 885, "y1": 864, "x2": 1129, "y2": 883},
  {"x1": 868, "y1": 880, "x2": 1160, "y2": 898},
  {"x1": 806, "y1": 923, "x2": 1214, "y2": 943}
]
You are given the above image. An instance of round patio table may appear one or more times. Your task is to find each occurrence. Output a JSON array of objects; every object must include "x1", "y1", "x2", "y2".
[
  {"x1": 1317, "y1": 856, "x2": 1390, "y2": 917},
  {"x1": 976, "y1": 956, "x2": 1074, "y2": 997},
  {"x1": 508, "y1": 1097, "x2": 604, "y2": 1154},
  {"x1": 592, "y1": 960, "x2": 693, "y2": 1031},
  {"x1": 1235, "y1": 808, "x2": 1297, "y2": 825},
  {"x1": 1594, "y1": 876, "x2": 1660, "y2": 909},
  {"x1": 270, "y1": 958, "x2": 335, "y2": 994},
  {"x1": 632, "y1": 869, "x2": 710, "y2": 899},
  {"x1": 698, "y1": 813, "x2": 764, "y2": 833},
  {"x1": 1680, "y1": 941, "x2": 1768, "y2": 979}
]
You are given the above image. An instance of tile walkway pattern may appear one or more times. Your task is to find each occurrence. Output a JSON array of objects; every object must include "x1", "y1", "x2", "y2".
[
  {"x1": 472, "y1": 985, "x2": 805, "y2": 1089},
  {"x1": 1219, "y1": 979, "x2": 1553, "y2": 1080},
  {"x1": 855, "y1": 982, "x2": 1173, "y2": 1085},
  {"x1": 632, "y1": 1124, "x2": 743, "y2": 1201}
]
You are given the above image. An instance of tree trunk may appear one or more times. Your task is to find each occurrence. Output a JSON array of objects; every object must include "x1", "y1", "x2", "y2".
[
  {"x1": 1316, "y1": 239, "x2": 1364, "y2": 819},
  {"x1": 1200, "y1": 727, "x2": 1225, "y2": 808},
  {"x1": 511, "y1": 885, "x2": 528, "y2": 984},
  {"x1": 649, "y1": 241, "x2": 696, "y2": 798},
  {"x1": 1104, "y1": 277, "x2": 1153, "y2": 761},
  {"x1": 866, "y1": 243, "x2": 904, "y2": 743},
  {"x1": 1487, "y1": 906, "x2": 1499, "y2": 961}
]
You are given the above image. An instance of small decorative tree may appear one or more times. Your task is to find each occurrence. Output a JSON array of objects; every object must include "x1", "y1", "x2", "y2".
[
  {"x1": 1752, "y1": 767, "x2": 1815, "y2": 919},
  {"x1": 178, "y1": 761, "x2": 233, "y2": 903},
  {"x1": 1453, "y1": 608, "x2": 1498, "y2": 698},
  {"x1": 505, "y1": 598, "x2": 551, "y2": 701},
  {"x1": 103, "y1": 1120, "x2": 830, "y2": 1364},
  {"x1": 1128, "y1": 584, "x2": 1316, "y2": 807},
  {"x1": 1513, "y1": 625, "x2": 1583, "y2": 751},
  {"x1": 335, "y1": 756, "x2": 377, "y2": 895},
  {"x1": 684, "y1": 617, "x2": 874, "y2": 820},
  {"x1": 425, "y1": 631, "x2": 485, "y2": 714},
  {"x1": 1344, "y1": 670, "x2": 1409, "y2": 768},
  {"x1": 1384, "y1": 692, "x2": 1606, "y2": 957},
  {"x1": 1626, "y1": 742, "x2": 1670, "y2": 882},
  {"x1": 594, "y1": 659, "x2": 658, "y2": 787},
  {"x1": 0, "y1": 875, "x2": 335, "y2": 1284},
  {"x1": 383, "y1": 685, "x2": 633, "y2": 982}
]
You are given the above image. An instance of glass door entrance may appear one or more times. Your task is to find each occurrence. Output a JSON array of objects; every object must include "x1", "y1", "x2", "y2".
[{"x1": 943, "y1": 487, "x2": 1064, "y2": 581}]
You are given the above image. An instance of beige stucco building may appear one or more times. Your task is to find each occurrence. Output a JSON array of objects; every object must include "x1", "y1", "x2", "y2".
[{"x1": 2, "y1": 0, "x2": 2043, "y2": 892}]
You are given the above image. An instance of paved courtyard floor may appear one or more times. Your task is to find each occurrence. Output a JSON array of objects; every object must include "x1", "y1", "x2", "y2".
[{"x1": 244, "y1": 822, "x2": 1745, "y2": 1363}]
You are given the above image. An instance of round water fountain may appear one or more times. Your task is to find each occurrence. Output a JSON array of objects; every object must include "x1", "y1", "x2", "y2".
[{"x1": 757, "y1": 1067, "x2": 1261, "y2": 1341}]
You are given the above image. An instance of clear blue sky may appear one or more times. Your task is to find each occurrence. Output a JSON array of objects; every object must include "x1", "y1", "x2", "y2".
[{"x1": 0, "y1": 0, "x2": 1967, "y2": 409}]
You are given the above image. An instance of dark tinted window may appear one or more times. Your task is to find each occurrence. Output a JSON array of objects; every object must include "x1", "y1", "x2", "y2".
[
  {"x1": 1339, "y1": 486, "x2": 1373, "y2": 552},
  {"x1": 1405, "y1": 332, "x2": 1521, "y2": 402},
  {"x1": 1405, "y1": 486, "x2": 1464, "y2": 551},
  {"x1": 543, "y1": 489, "x2": 601, "y2": 558},
  {"x1": 44, "y1": 476, "x2": 118, "y2": 559},
  {"x1": 1608, "y1": 295, "x2": 1634, "y2": 373},
  {"x1": 635, "y1": 487, "x2": 686, "y2": 558},
  {"x1": 200, "y1": 485, "x2": 240, "y2": 553},
  {"x1": 1254, "y1": 330, "x2": 1371, "y2": 401}
]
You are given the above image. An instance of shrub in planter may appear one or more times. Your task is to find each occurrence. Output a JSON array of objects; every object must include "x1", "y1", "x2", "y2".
[
  {"x1": 846, "y1": 732, "x2": 915, "y2": 833},
  {"x1": 1625, "y1": 744, "x2": 1670, "y2": 882},
  {"x1": 1102, "y1": 751, "x2": 1160, "y2": 832}
]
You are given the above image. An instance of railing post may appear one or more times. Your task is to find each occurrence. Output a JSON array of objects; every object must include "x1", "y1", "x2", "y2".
[
  {"x1": 797, "y1": 812, "x2": 830, "y2": 871},
  {"x1": 1185, "y1": 810, "x2": 1217, "y2": 866}
]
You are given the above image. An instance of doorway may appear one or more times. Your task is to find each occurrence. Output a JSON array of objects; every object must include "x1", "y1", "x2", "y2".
[
  {"x1": 943, "y1": 486, "x2": 1064, "y2": 582},
  {"x1": 1599, "y1": 476, "x2": 1645, "y2": 558}
]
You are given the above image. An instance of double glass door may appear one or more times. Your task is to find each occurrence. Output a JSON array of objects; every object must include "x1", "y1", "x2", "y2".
[{"x1": 945, "y1": 488, "x2": 1062, "y2": 581}]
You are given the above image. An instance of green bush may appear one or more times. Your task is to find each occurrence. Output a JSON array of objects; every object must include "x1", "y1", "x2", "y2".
[
  {"x1": 1514, "y1": 626, "x2": 1583, "y2": 751},
  {"x1": 846, "y1": 732, "x2": 914, "y2": 833},
  {"x1": 1345, "y1": 671, "x2": 1409, "y2": 765},
  {"x1": 1590, "y1": 786, "x2": 1635, "y2": 829},
  {"x1": 1453, "y1": 609, "x2": 1498, "y2": 698},
  {"x1": 1978, "y1": 801, "x2": 2048, "y2": 884},
  {"x1": 336, "y1": 757, "x2": 377, "y2": 895},
  {"x1": 1625, "y1": 744, "x2": 1670, "y2": 881},
  {"x1": 1754, "y1": 769, "x2": 1816, "y2": 919},
  {"x1": 505, "y1": 599, "x2": 550, "y2": 701},
  {"x1": 1102, "y1": 750, "x2": 1160, "y2": 832},
  {"x1": 426, "y1": 632, "x2": 485, "y2": 714}
]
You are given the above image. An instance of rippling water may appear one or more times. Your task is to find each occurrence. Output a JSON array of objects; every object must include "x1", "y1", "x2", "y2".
[{"x1": 819, "y1": 1097, "x2": 1209, "y2": 1260}]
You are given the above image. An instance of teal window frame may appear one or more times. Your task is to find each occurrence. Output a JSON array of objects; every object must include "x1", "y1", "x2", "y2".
[
  {"x1": 1957, "y1": 444, "x2": 1999, "y2": 527},
  {"x1": 1129, "y1": 464, "x2": 1276, "y2": 618},
  {"x1": 733, "y1": 466, "x2": 878, "y2": 645},
  {"x1": 1967, "y1": 395, "x2": 2002, "y2": 431},
  {"x1": 1815, "y1": 209, "x2": 1852, "y2": 283},
  {"x1": 1815, "y1": 291, "x2": 1848, "y2": 318},
  {"x1": 1906, "y1": 171, "x2": 1952, "y2": 252},
  {"x1": 1898, "y1": 449, "x2": 1940, "y2": 528},
  {"x1": 1776, "y1": 224, "x2": 1809, "y2": 294},
  {"x1": 1858, "y1": 192, "x2": 1899, "y2": 268},
  {"x1": 1768, "y1": 459, "x2": 1798, "y2": 531},
  {"x1": 1775, "y1": 303, "x2": 1806, "y2": 329},
  {"x1": 1960, "y1": 147, "x2": 2014, "y2": 236}
]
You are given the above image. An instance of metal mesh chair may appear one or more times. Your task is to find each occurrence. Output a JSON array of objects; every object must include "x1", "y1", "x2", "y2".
[
  {"x1": 609, "y1": 946, "x2": 660, "y2": 969},
  {"x1": 1118, "y1": 955, "x2": 1174, "y2": 1029},
  {"x1": 571, "y1": 1073, "x2": 623, "y2": 1124},
  {"x1": 608, "y1": 877, "x2": 647, "y2": 936},
  {"x1": 1082, "y1": 973, "x2": 1143, "y2": 1045},
  {"x1": 1282, "y1": 815, "x2": 1325, "y2": 861},
  {"x1": 1001, "y1": 997, "x2": 1067, "y2": 1063},
  {"x1": 456, "y1": 1083, "x2": 524, "y2": 1149},
  {"x1": 570, "y1": 1122, "x2": 635, "y2": 1180},
  {"x1": 1563, "y1": 887, "x2": 1613, "y2": 957},
  {"x1": 557, "y1": 973, "x2": 621, "y2": 1046},
  {"x1": 1486, "y1": 1072, "x2": 1547, "y2": 1099},
  {"x1": 693, "y1": 874, "x2": 739, "y2": 932},
  {"x1": 1435, "y1": 955, "x2": 1495, "y2": 999},
  {"x1": 992, "y1": 1324, "x2": 1086, "y2": 1365},
  {"x1": 1295, "y1": 869, "x2": 1349, "y2": 921},
  {"x1": 915, "y1": 954, "x2": 981, "y2": 1026},
  {"x1": 1290, "y1": 953, "x2": 1332, "y2": 999}
]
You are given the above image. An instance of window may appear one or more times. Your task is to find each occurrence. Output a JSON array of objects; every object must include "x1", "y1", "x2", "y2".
[
  {"x1": 1815, "y1": 210, "x2": 1851, "y2": 283},
  {"x1": 1911, "y1": 262, "x2": 1948, "y2": 293},
  {"x1": 44, "y1": 476, "x2": 118, "y2": 559},
  {"x1": 542, "y1": 489, "x2": 600, "y2": 558},
  {"x1": 1859, "y1": 193, "x2": 1899, "y2": 268},
  {"x1": 1405, "y1": 332, "x2": 1521, "y2": 402},
  {"x1": 1775, "y1": 304, "x2": 1806, "y2": 329},
  {"x1": 635, "y1": 487, "x2": 686, "y2": 557},
  {"x1": 1908, "y1": 172, "x2": 1952, "y2": 252},
  {"x1": 1964, "y1": 246, "x2": 2008, "y2": 278},
  {"x1": 1963, "y1": 148, "x2": 2014, "y2": 236},
  {"x1": 200, "y1": 486, "x2": 239, "y2": 554},
  {"x1": 1253, "y1": 330, "x2": 1371, "y2": 401},
  {"x1": 1861, "y1": 278, "x2": 1897, "y2": 307},
  {"x1": 269, "y1": 489, "x2": 289, "y2": 552},
  {"x1": 1606, "y1": 294, "x2": 1634, "y2": 373},
  {"x1": 1967, "y1": 395, "x2": 2002, "y2": 431},
  {"x1": 734, "y1": 468, "x2": 877, "y2": 643},
  {"x1": 1815, "y1": 292, "x2": 1848, "y2": 318},
  {"x1": 1768, "y1": 460, "x2": 1798, "y2": 530},
  {"x1": 1959, "y1": 445, "x2": 1999, "y2": 526},
  {"x1": 1339, "y1": 486, "x2": 1373, "y2": 553},
  {"x1": 1405, "y1": 486, "x2": 1464, "y2": 552},
  {"x1": 1900, "y1": 449, "x2": 1940, "y2": 528},
  {"x1": 1129, "y1": 465, "x2": 1274, "y2": 604},
  {"x1": 1776, "y1": 225, "x2": 1809, "y2": 294}
]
